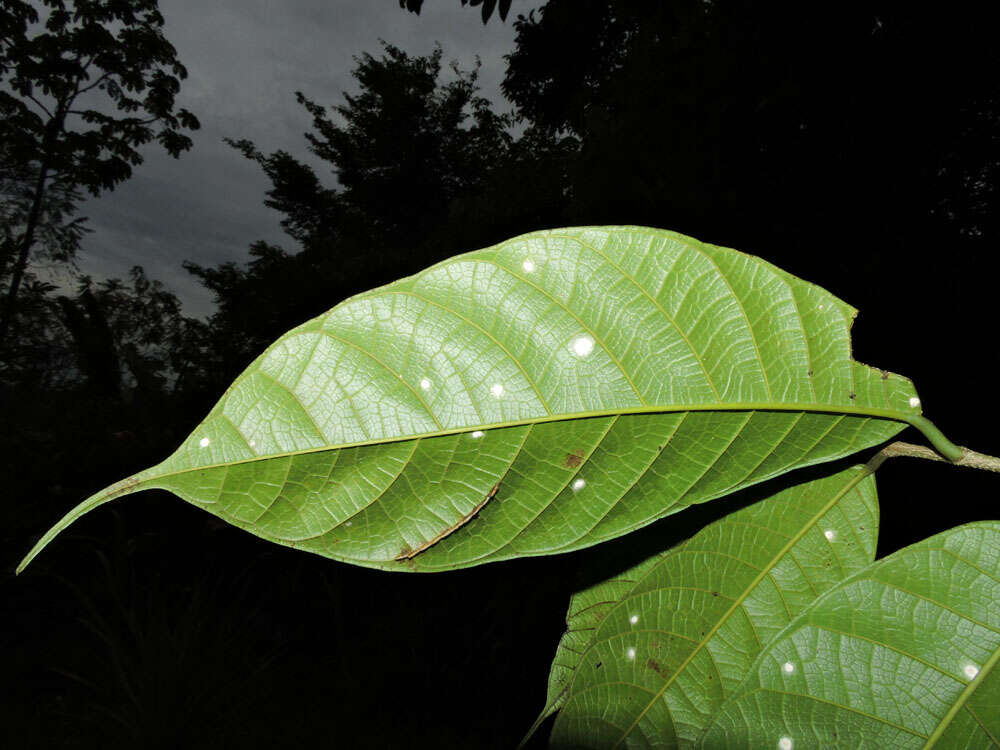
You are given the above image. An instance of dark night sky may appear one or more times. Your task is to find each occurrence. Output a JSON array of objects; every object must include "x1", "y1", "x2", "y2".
[{"x1": 70, "y1": 0, "x2": 541, "y2": 317}]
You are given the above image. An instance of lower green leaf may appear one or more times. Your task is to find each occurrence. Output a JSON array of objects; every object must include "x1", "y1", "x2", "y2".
[
  {"x1": 698, "y1": 522, "x2": 1000, "y2": 749},
  {"x1": 523, "y1": 552, "x2": 665, "y2": 745},
  {"x1": 542, "y1": 464, "x2": 880, "y2": 748}
]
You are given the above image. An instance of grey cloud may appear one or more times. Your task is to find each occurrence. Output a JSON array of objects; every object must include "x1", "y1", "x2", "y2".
[{"x1": 73, "y1": 0, "x2": 541, "y2": 318}]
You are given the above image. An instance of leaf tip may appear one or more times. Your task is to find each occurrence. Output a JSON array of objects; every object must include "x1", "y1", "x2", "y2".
[
  {"x1": 15, "y1": 474, "x2": 148, "y2": 574},
  {"x1": 519, "y1": 691, "x2": 567, "y2": 748}
]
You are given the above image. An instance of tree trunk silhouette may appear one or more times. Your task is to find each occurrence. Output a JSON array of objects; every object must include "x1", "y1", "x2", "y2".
[
  {"x1": 0, "y1": 160, "x2": 50, "y2": 347},
  {"x1": 57, "y1": 290, "x2": 121, "y2": 398},
  {"x1": 0, "y1": 115, "x2": 60, "y2": 348}
]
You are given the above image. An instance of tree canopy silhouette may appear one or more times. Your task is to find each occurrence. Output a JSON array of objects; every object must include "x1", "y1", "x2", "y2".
[
  {"x1": 0, "y1": 0, "x2": 199, "y2": 344},
  {"x1": 501, "y1": 1, "x2": 1000, "y2": 264},
  {"x1": 189, "y1": 41, "x2": 573, "y2": 380}
]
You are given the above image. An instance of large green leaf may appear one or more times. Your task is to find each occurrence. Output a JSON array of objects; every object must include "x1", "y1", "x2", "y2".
[
  {"x1": 542, "y1": 464, "x2": 880, "y2": 748},
  {"x1": 19, "y1": 226, "x2": 943, "y2": 573},
  {"x1": 699, "y1": 522, "x2": 1000, "y2": 749}
]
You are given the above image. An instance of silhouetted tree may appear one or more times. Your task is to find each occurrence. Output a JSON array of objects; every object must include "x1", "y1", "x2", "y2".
[
  {"x1": 295, "y1": 43, "x2": 513, "y2": 251},
  {"x1": 56, "y1": 285, "x2": 119, "y2": 396},
  {"x1": 1, "y1": 142, "x2": 89, "y2": 276},
  {"x1": 57, "y1": 267, "x2": 208, "y2": 397},
  {"x1": 501, "y1": 2, "x2": 1000, "y2": 268},
  {"x1": 0, "y1": 0, "x2": 199, "y2": 344},
  {"x1": 0, "y1": 270, "x2": 76, "y2": 390},
  {"x1": 189, "y1": 43, "x2": 533, "y2": 375},
  {"x1": 1, "y1": 263, "x2": 206, "y2": 399}
]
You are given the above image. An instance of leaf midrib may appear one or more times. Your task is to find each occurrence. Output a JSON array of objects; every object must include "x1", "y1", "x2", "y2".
[
  {"x1": 924, "y1": 636, "x2": 1000, "y2": 747},
  {"x1": 154, "y1": 402, "x2": 913, "y2": 483}
]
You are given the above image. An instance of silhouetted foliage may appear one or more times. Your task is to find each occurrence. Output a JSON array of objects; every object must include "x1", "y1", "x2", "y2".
[
  {"x1": 400, "y1": 0, "x2": 513, "y2": 24},
  {"x1": 189, "y1": 42, "x2": 574, "y2": 375},
  {"x1": 1, "y1": 265, "x2": 206, "y2": 396},
  {"x1": 1, "y1": 142, "x2": 89, "y2": 272},
  {"x1": 297, "y1": 43, "x2": 513, "y2": 249},
  {"x1": 0, "y1": 270, "x2": 76, "y2": 390},
  {"x1": 185, "y1": 241, "x2": 315, "y2": 387},
  {"x1": 502, "y1": 2, "x2": 1000, "y2": 260},
  {"x1": 0, "y1": 0, "x2": 199, "y2": 343},
  {"x1": 64, "y1": 268, "x2": 209, "y2": 397}
]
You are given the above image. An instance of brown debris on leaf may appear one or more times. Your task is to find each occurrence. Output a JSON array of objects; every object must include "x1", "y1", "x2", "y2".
[{"x1": 394, "y1": 482, "x2": 501, "y2": 560}]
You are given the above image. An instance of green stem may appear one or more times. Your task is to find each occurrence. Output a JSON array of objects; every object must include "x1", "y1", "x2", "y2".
[{"x1": 905, "y1": 416, "x2": 965, "y2": 462}]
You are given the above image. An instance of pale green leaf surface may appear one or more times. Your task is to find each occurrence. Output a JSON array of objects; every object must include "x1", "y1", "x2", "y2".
[
  {"x1": 545, "y1": 464, "x2": 880, "y2": 748},
  {"x1": 698, "y1": 522, "x2": 1000, "y2": 749},
  {"x1": 525, "y1": 552, "x2": 665, "y2": 744},
  {"x1": 20, "y1": 226, "x2": 926, "y2": 573}
]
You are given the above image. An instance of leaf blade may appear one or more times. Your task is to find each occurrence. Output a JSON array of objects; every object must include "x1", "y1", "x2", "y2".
[
  {"x1": 20, "y1": 227, "x2": 932, "y2": 572},
  {"x1": 544, "y1": 464, "x2": 880, "y2": 747},
  {"x1": 698, "y1": 522, "x2": 1000, "y2": 749}
]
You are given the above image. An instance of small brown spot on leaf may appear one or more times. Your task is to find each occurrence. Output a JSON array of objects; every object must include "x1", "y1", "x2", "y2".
[
  {"x1": 595, "y1": 661, "x2": 603, "y2": 669},
  {"x1": 564, "y1": 452, "x2": 584, "y2": 468},
  {"x1": 849, "y1": 392, "x2": 856, "y2": 400},
  {"x1": 807, "y1": 369, "x2": 814, "y2": 377},
  {"x1": 880, "y1": 371, "x2": 889, "y2": 381},
  {"x1": 712, "y1": 591, "x2": 720, "y2": 597},
  {"x1": 647, "y1": 658, "x2": 667, "y2": 678}
]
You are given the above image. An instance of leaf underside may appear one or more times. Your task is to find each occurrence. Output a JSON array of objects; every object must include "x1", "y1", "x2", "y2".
[
  {"x1": 20, "y1": 226, "x2": 922, "y2": 573},
  {"x1": 699, "y1": 522, "x2": 1000, "y2": 749},
  {"x1": 543, "y1": 464, "x2": 880, "y2": 749}
]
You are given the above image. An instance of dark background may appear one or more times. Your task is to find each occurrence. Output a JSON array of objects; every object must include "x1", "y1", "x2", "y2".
[{"x1": 3, "y1": 2, "x2": 999, "y2": 747}]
